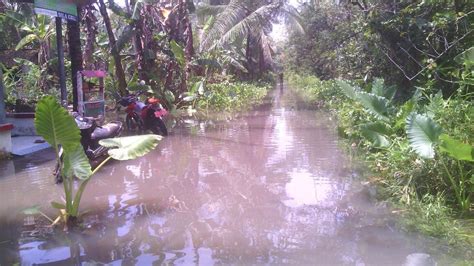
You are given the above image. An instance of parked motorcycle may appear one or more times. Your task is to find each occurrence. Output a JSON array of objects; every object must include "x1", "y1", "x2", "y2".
[
  {"x1": 54, "y1": 113, "x2": 123, "y2": 183},
  {"x1": 118, "y1": 92, "x2": 168, "y2": 136}
]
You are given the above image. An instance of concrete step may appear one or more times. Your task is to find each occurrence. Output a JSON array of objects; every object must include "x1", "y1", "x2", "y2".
[{"x1": 11, "y1": 136, "x2": 50, "y2": 156}]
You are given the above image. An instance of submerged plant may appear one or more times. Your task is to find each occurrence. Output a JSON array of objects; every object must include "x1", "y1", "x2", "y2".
[{"x1": 33, "y1": 96, "x2": 161, "y2": 228}]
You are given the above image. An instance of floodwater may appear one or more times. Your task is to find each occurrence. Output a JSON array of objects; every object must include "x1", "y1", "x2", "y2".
[{"x1": 0, "y1": 88, "x2": 459, "y2": 265}]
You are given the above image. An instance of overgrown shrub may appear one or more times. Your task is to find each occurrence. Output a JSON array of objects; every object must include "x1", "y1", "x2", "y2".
[
  {"x1": 287, "y1": 72, "x2": 473, "y2": 243},
  {"x1": 187, "y1": 80, "x2": 269, "y2": 112}
]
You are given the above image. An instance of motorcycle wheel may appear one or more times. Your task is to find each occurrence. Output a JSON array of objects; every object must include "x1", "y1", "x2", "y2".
[
  {"x1": 126, "y1": 113, "x2": 144, "y2": 134},
  {"x1": 151, "y1": 118, "x2": 168, "y2": 136}
]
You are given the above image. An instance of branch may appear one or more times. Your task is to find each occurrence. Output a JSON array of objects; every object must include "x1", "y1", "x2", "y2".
[{"x1": 378, "y1": 29, "x2": 473, "y2": 81}]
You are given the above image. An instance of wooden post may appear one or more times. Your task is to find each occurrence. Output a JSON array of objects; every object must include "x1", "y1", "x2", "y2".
[
  {"x1": 0, "y1": 68, "x2": 5, "y2": 124},
  {"x1": 56, "y1": 17, "x2": 67, "y2": 107},
  {"x1": 67, "y1": 8, "x2": 83, "y2": 112}
]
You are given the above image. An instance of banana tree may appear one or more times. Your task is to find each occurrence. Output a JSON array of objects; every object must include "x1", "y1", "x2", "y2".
[
  {"x1": 34, "y1": 96, "x2": 161, "y2": 228},
  {"x1": 406, "y1": 112, "x2": 474, "y2": 212},
  {"x1": 98, "y1": 0, "x2": 128, "y2": 96}
]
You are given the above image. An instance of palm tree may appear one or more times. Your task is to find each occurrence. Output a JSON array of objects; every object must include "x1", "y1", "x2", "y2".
[{"x1": 197, "y1": 0, "x2": 303, "y2": 78}]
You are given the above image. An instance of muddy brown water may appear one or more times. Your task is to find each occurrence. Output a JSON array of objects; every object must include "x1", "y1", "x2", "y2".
[{"x1": 0, "y1": 89, "x2": 459, "y2": 265}]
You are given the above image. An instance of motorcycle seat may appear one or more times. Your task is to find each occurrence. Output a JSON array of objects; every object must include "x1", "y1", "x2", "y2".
[{"x1": 91, "y1": 121, "x2": 123, "y2": 141}]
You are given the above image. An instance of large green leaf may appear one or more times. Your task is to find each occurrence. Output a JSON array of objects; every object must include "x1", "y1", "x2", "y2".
[
  {"x1": 99, "y1": 135, "x2": 161, "y2": 160},
  {"x1": 406, "y1": 113, "x2": 442, "y2": 159},
  {"x1": 336, "y1": 80, "x2": 360, "y2": 100},
  {"x1": 35, "y1": 96, "x2": 81, "y2": 151},
  {"x1": 15, "y1": 33, "x2": 37, "y2": 50},
  {"x1": 170, "y1": 40, "x2": 185, "y2": 66},
  {"x1": 395, "y1": 98, "x2": 415, "y2": 130},
  {"x1": 357, "y1": 91, "x2": 392, "y2": 121},
  {"x1": 371, "y1": 78, "x2": 396, "y2": 100},
  {"x1": 360, "y1": 122, "x2": 392, "y2": 148},
  {"x1": 62, "y1": 145, "x2": 92, "y2": 179},
  {"x1": 439, "y1": 134, "x2": 474, "y2": 162}
]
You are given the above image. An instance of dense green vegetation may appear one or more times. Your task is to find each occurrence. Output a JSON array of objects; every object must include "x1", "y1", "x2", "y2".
[
  {"x1": 0, "y1": 0, "x2": 289, "y2": 115},
  {"x1": 288, "y1": 73, "x2": 473, "y2": 240},
  {"x1": 284, "y1": 0, "x2": 473, "y2": 245}
]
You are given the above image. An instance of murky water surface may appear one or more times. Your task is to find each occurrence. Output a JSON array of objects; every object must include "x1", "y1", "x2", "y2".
[{"x1": 0, "y1": 89, "x2": 456, "y2": 265}]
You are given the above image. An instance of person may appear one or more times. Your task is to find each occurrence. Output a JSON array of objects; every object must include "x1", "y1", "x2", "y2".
[{"x1": 278, "y1": 72, "x2": 284, "y2": 89}]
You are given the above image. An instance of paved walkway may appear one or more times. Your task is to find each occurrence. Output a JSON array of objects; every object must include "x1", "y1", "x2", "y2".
[{"x1": 11, "y1": 136, "x2": 50, "y2": 156}]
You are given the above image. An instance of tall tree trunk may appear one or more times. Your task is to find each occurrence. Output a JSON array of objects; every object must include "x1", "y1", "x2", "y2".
[
  {"x1": 67, "y1": 6, "x2": 83, "y2": 111},
  {"x1": 183, "y1": 6, "x2": 194, "y2": 92},
  {"x1": 245, "y1": 34, "x2": 254, "y2": 80},
  {"x1": 184, "y1": 17, "x2": 194, "y2": 61},
  {"x1": 258, "y1": 45, "x2": 265, "y2": 75},
  {"x1": 130, "y1": 0, "x2": 148, "y2": 81},
  {"x1": 83, "y1": 5, "x2": 97, "y2": 69},
  {"x1": 98, "y1": 0, "x2": 128, "y2": 96}
]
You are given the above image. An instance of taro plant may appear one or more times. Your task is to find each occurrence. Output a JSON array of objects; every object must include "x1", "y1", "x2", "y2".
[
  {"x1": 33, "y1": 96, "x2": 161, "y2": 228},
  {"x1": 336, "y1": 79, "x2": 412, "y2": 148},
  {"x1": 406, "y1": 112, "x2": 474, "y2": 212}
]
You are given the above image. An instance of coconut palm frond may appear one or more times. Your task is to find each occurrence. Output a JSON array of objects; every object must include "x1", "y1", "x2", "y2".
[
  {"x1": 221, "y1": 53, "x2": 247, "y2": 72},
  {"x1": 281, "y1": 4, "x2": 305, "y2": 34},
  {"x1": 200, "y1": 0, "x2": 247, "y2": 51},
  {"x1": 259, "y1": 30, "x2": 274, "y2": 67},
  {"x1": 207, "y1": 3, "x2": 278, "y2": 51},
  {"x1": 196, "y1": 3, "x2": 227, "y2": 20}
]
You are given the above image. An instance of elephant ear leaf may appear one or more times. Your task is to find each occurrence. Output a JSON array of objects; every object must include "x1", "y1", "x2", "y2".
[
  {"x1": 439, "y1": 134, "x2": 474, "y2": 162},
  {"x1": 371, "y1": 78, "x2": 396, "y2": 101},
  {"x1": 99, "y1": 135, "x2": 161, "y2": 160},
  {"x1": 406, "y1": 113, "x2": 442, "y2": 159},
  {"x1": 62, "y1": 145, "x2": 92, "y2": 179},
  {"x1": 34, "y1": 96, "x2": 81, "y2": 151},
  {"x1": 357, "y1": 91, "x2": 392, "y2": 122},
  {"x1": 337, "y1": 80, "x2": 360, "y2": 100},
  {"x1": 360, "y1": 122, "x2": 391, "y2": 148}
]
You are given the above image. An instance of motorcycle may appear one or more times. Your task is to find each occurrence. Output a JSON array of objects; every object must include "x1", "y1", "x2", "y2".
[
  {"x1": 54, "y1": 113, "x2": 123, "y2": 183},
  {"x1": 118, "y1": 92, "x2": 168, "y2": 136}
]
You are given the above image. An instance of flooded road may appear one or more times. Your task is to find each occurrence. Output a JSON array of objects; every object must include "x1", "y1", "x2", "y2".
[{"x1": 0, "y1": 88, "x2": 456, "y2": 265}]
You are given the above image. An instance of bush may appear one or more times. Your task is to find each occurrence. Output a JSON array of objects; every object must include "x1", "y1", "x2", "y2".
[
  {"x1": 287, "y1": 72, "x2": 473, "y2": 244},
  {"x1": 195, "y1": 81, "x2": 270, "y2": 112}
]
